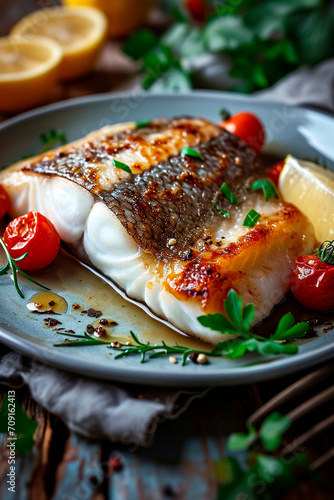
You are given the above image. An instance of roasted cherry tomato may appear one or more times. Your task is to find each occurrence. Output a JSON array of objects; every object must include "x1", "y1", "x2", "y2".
[
  {"x1": 220, "y1": 112, "x2": 265, "y2": 155},
  {"x1": 0, "y1": 185, "x2": 10, "y2": 219},
  {"x1": 268, "y1": 160, "x2": 285, "y2": 186},
  {"x1": 3, "y1": 211, "x2": 60, "y2": 271},
  {"x1": 290, "y1": 254, "x2": 334, "y2": 311}
]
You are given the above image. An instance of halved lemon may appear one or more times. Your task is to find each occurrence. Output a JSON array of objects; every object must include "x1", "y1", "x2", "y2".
[
  {"x1": 0, "y1": 36, "x2": 62, "y2": 113},
  {"x1": 11, "y1": 6, "x2": 107, "y2": 80},
  {"x1": 62, "y1": 0, "x2": 154, "y2": 37},
  {"x1": 279, "y1": 154, "x2": 334, "y2": 242}
]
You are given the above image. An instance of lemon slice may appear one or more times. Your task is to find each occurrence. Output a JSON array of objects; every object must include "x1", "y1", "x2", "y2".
[
  {"x1": 62, "y1": 0, "x2": 154, "y2": 37},
  {"x1": 11, "y1": 6, "x2": 107, "y2": 80},
  {"x1": 0, "y1": 36, "x2": 62, "y2": 113},
  {"x1": 279, "y1": 154, "x2": 334, "y2": 242}
]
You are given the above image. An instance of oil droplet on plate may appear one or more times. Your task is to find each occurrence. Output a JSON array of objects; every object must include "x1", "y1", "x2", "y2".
[{"x1": 27, "y1": 292, "x2": 68, "y2": 314}]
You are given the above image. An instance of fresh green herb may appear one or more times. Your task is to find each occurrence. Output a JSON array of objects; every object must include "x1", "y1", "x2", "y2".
[
  {"x1": 135, "y1": 120, "x2": 152, "y2": 129},
  {"x1": 54, "y1": 331, "x2": 110, "y2": 347},
  {"x1": 0, "y1": 238, "x2": 49, "y2": 298},
  {"x1": 124, "y1": 1, "x2": 334, "y2": 93},
  {"x1": 227, "y1": 423, "x2": 256, "y2": 452},
  {"x1": 0, "y1": 128, "x2": 67, "y2": 171},
  {"x1": 113, "y1": 331, "x2": 216, "y2": 366},
  {"x1": 243, "y1": 209, "x2": 261, "y2": 227},
  {"x1": 251, "y1": 179, "x2": 279, "y2": 201},
  {"x1": 38, "y1": 128, "x2": 67, "y2": 154},
  {"x1": 212, "y1": 201, "x2": 230, "y2": 218},
  {"x1": 260, "y1": 412, "x2": 292, "y2": 451},
  {"x1": 112, "y1": 158, "x2": 132, "y2": 174},
  {"x1": 181, "y1": 147, "x2": 203, "y2": 160},
  {"x1": 317, "y1": 240, "x2": 334, "y2": 265},
  {"x1": 220, "y1": 108, "x2": 231, "y2": 121},
  {"x1": 217, "y1": 410, "x2": 311, "y2": 499},
  {"x1": 198, "y1": 289, "x2": 309, "y2": 359},
  {"x1": 227, "y1": 412, "x2": 291, "y2": 453},
  {"x1": 220, "y1": 183, "x2": 239, "y2": 205},
  {"x1": 215, "y1": 452, "x2": 311, "y2": 500},
  {"x1": 0, "y1": 393, "x2": 37, "y2": 455}
]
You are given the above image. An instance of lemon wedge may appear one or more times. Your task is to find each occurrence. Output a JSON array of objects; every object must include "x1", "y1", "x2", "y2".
[
  {"x1": 0, "y1": 36, "x2": 62, "y2": 113},
  {"x1": 279, "y1": 154, "x2": 334, "y2": 242},
  {"x1": 11, "y1": 6, "x2": 107, "y2": 80},
  {"x1": 62, "y1": 0, "x2": 154, "y2": 37}
]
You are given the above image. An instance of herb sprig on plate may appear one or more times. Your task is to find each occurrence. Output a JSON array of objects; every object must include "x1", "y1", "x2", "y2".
[
  {"x1": 55, "y1": 289, "x2": 309, "y2": 364},
  {"x1": 0, "y1": 238, "x2": 49, "y2": 298}
]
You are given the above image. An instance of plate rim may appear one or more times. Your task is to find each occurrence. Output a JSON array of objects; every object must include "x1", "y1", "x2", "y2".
[{"x1": 1, "y1": 89, "x2": 334, "y2": 386}]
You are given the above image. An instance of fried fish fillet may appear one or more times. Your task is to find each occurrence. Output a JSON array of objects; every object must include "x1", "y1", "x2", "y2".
[{"x1": 0, "y1": 117, "x2": 315, "y2": 343}]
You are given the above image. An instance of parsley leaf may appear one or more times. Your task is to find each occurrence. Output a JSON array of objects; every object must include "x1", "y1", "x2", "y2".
[
  {"x1": 227, "y1": 424, "x2": 256, "y2": 451},
  {"x1": 181, "y1": 147, "x2": 203, "y2": 159},
  {"x1": 112, "y1": 158, "x2": 132, "y2": 174},
  {"x1": 220, "y1": 183, "x2": 239, "y2": 205},
  {"x1": 251, "y1": 179, "x2": 279, "y2": 201},
  {"x1": 260, "y1": 412, "x2": 292, "y2": 451},
  {"x1": 243, "y1": 209, "x2": 261, "y2": 227},
  {"x1": 135, "y1": 120, "x2": 152, "y2": 129},
  {"x1": 198, "y1": 289, "x2": 308, "y2": 359}
]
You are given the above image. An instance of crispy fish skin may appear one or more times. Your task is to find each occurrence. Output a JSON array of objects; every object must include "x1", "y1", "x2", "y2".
[
  {"x1": 22, "y1": 117, "x2": 222, "y2": 193},
  {"x1": 23, "y1": 118, "x2": 263, "y2": 261}
]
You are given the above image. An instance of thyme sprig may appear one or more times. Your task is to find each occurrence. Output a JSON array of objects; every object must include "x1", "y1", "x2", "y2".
[
  {"x1": 53, "y1": 331, "x2": 110, "y2": 347},
  {"x1": 113, "y1": 331, "x2": 217, "y2": 365},
  {"x1": 0, "y1": 238, "x2": 49, "y2": 298},
  {"x1": 317, "y1": 240, "x2": 334, "y2": 265}
]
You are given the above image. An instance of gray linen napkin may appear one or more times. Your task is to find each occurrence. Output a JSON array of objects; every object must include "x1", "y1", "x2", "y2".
[
  {"x1": 0, "y1": 57, "x2": 333, "y2": 445},
  {"x1": 257, "y1": 58, "x2": 334, "y2": 112},
  {"x1": 0, "y1": 350, "x2": 207, "y2": 447}
]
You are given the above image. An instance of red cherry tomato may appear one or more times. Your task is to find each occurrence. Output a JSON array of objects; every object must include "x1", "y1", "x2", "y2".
[
  {"x1": 185, "y1": 0, "x2": 206, "y2": 21},
  {"x1": 290, "y1": 254, "x2": 334, "y2": 311},
  {"x1": 3, "y1": 211, "x2": 60, "y2": 271},
  {"x1": 220, "y1": 112, "x2": 265, "y2": 155},
  {"x1": 268, "y1": 161, "x2": 285, "y2": 186},
  {"x1": 0, "y1": 185, "x2": 10, "y2": 219}
]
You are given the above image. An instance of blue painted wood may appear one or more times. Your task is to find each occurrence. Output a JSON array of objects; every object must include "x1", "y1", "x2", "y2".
[
  {"x1": 108, "y1": 435, "x2": 224, "y2": 500},
  {"x1": 52, "y1": 433, "x2": 103, "y2": 500}
]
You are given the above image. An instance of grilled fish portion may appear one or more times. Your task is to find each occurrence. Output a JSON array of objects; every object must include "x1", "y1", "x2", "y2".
[{"x1": 0, "y1": 117, "x2": 315, "y2": 343}]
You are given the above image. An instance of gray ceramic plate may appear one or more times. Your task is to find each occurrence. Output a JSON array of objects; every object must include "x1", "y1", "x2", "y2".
[{"x1": 1, "y1": 91, "x2": 334, "y2": 387}]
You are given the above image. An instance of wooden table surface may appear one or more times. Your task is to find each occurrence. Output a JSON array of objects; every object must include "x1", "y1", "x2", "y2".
[{"x1": 1, "y1": 2, "x2": 334, "y2": 498}]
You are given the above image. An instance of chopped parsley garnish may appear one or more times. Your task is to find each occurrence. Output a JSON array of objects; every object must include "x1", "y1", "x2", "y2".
[
  {"x1": 243, "y1": 209, "x2": 261, "y2": 227},
  {"x1": 181, "y1": 147, "x2": 203, "y2": 160},
  {"x1": 212, "y1": 201, "x2": 230, "y2": 218},
  {"x1": 220, "y1": 183, "x2": 239, "y2": 205},
  {"x1": 112, "y1": 158, "x2": 132, "y2": 174},
  {"x1": 135, "y1": 120, "x2": 152, "y2": 129},
  {"x1": 251, "y1": 179, "x2": 278, "y2": 201}
]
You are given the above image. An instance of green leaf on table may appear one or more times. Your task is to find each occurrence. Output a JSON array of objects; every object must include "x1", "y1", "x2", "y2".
[
  {"x1": 123, "y1": 29, "x2": 159, "y2": 60},
  {"x1": 227, "y1": 424, "x2": 256, "y2": 451},
  {"x1": 260, "y1": 412, "x2": 292, "y2": 451},
  {"x1": 0, "y1": 394, "x2": 37, "y2": 455}
]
